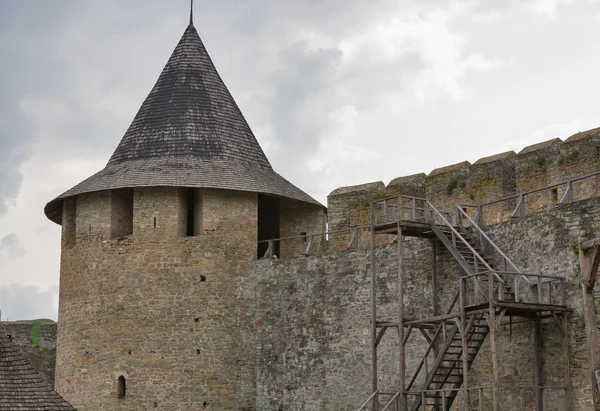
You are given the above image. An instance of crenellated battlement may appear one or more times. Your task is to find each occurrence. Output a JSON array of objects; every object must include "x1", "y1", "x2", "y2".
[{"x1": 328, "y1": 127, "x2": 600, "y2": 236}]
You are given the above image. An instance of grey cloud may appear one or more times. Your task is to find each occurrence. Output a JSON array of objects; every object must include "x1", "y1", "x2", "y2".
[
  {"x1": 0, "y1": 2, "x2": 71, "y2": 215},
  {"x1": 266, "y1": 41, "x2": 343, "y2": 185},
  {"x1": 0, "y1": 234, "x2": 26, "y2": 260},
  {"x1": 0, "y1": 284, "x2": 58, "y2": 321}
]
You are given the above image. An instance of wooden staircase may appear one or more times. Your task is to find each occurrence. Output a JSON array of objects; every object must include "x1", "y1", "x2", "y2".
[
  {"x1": 409, "y1": 222, "x2": 496, "y2": 411},
  {"x1": 359, "y1": 197, "x2": 571, "y2": 411}
]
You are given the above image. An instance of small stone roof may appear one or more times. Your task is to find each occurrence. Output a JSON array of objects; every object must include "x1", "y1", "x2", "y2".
[
  {"x1": 328, "y1": 181, "x2": 385, "y2": 197},
  {"x1": 0, "y1": 336, "x2": 75, "y2": 410},
  {"x1": 388, "y1": 173, "x2": 426, "y2": 186},
  {"x1": 428, "y1": 161, "x2": 470, "y2": 178},
  {"x1": 518, "y1": 138, "x2": 562, "y2": 155},
  {"x1": 565, "y1": 126, "x2": 600, "y2": 142},
  {"x1": 472, "y1": 151, "x2": 515, "y2": 166},
  {"x1": 44, "y1": 23, "x2": 321, "y2": 224}
]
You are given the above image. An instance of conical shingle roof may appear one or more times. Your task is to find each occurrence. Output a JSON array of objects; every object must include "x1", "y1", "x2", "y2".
[
  {"x1": 45, "y1": 23, "x2": 322, "y2": 224},
  {"x1": 0, "y1": 336, "x2": 76, "y2": 410}
]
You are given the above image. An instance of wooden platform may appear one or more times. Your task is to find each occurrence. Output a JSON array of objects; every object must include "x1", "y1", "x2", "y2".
[{"x1": 466, "y1": 300, "x2": 572, "y2": 317}]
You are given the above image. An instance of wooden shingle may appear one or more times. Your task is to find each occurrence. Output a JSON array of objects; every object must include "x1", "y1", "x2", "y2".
[{"x1": 0, "y1": 336, "x2": 75, "y2": 410}]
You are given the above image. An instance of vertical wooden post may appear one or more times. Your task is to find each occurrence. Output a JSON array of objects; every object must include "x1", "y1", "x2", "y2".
[
  {"x1": 432, "y1": 239, "x2": 438, "y2": 318},
  {"x1": 431, "y1": 238, "x2": 439, "y2": 410},
  {"x1": 579, "y1": 240, "x2": 600, "y2": 410},
  {"x1": 398, "y1": 222, "x2": 406, "y2": 411},
  {"x1": 534, "y1": 315, "x2": 542, "y2": 411},
  {"x1": 562, "y1": 314, "x2": 571, "y2": 410},
  {"x1": 370, "y1": 201, "x2": 379, "y2": 411},
  {"x1": 460, "y1": 277, "x2": 470, "y2": 411},
  {"x1": 489, "y1": 272, "x2": 499, "y2": 411}
]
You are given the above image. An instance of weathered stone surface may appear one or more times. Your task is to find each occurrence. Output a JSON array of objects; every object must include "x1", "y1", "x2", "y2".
[
  {"x1": 56, "y1": 187, "x2": 258, "y2": 410},
  {"x1": 250, "y1": 197, "x2": 600, "y2": 410}
]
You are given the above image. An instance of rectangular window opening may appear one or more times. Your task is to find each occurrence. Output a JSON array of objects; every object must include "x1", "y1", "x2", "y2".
[
  {"x1": 257, "y1": 194, "x2": 280, "y2": 258},
  {"x1": 186, "y1": 188, "x2": 195, "y2": 237},
  {"x1": 111, "y1": 189, "x2": 134, "y2": 238}
]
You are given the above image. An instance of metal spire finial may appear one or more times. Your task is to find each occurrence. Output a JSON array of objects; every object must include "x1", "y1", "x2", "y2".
[{"x1": 190, "y1": 0, "x2": 194, "y2": 24}]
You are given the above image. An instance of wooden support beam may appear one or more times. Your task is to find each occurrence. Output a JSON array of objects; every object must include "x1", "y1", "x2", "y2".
[
  {"x1": 370, "y1": 201, "x2": 378, "y2": 411},
  {"x1": 375, "y1": 327, "x2": 387, "y2": 348},
  {"x1": 460, "y1": 276, "x2": 471, "y2": 411},
  {"x1": 534, "y1": 315, "x2": 542, "y2": 411},
  {"x1": 419, "y1": 328, "x2": 433, "y2": 345},
  {"x1": 579, "y1": 239, "x2": 600, "y2": 410},
  {"x1": 563, "y1": 314, "x2": 572, "y2": 410},
  {"x1": 398, "y1": 223, "x2": 406, "y2": 411},
  {"x1": 489, "y1": 276, "x2": 499, "y2": 411}
]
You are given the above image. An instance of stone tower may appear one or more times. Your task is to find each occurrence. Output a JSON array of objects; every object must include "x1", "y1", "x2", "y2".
[{"x1": 44, "y1": 17, "x2": 325, "y2": 411}]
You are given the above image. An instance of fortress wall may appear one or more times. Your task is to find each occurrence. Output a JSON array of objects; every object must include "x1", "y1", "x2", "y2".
[
  {"x1": 251, "y1": 237, "x2": 446, "y2": 411},
  {"x1": 56, "y1": 187, "x2": 259, "y2": 411},
  {"x1": 425, "y1": 161, "x2": 471, "y2": 216},
  {"x1": 469, "y1": 151, "x2": 517, "y2": 224},
  {"x1": 327, "y1": 182, "x2": 385, "y2": 251},
  {"x1": 251, "y1": 197, "x2": 600, "y2": 410},
  {"x1": 40, "y1": 322, "x2": 57, "y2": 349},
  {"x1": 0, "y1": 322, "x2": 33, "y2": 346},
  {"x1": 386, "y1": 173, "x2": 426, "y2": 198},
  {"x1": 560, "y1": 128, "x2": 600, "y2": 201},
  {"x1": 326, "y1": 128, "x2": 600, "y2": 236},
  {"x1": 515, "y1": 138, "x2": 563, "y2": 215},
  {"x1": 279, "y1": 199, "x2": 326, "y2": 259}
]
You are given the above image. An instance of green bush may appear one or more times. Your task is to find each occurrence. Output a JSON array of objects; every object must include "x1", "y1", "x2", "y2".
[{"x1": 446, "y1": 178, "x2": 458, "y2": 196}]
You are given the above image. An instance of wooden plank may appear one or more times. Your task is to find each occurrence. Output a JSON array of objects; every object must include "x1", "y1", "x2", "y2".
[
  {"x1": 404, "y1": 313, "x2": 461, "y2": 326},
  {"x1": 579, "y1": 241, "x2": 600, "y2": 411},
  {"x1": 563, "y1": 314, "x2": 571, "y2": 410},
  {"x1": 398, "y1": 224, "x2": 406, "y2": 411},
  {"x1": 489, "y1": 278, "x2": 499, "y2": 411},
  {"x1": 370, "y1": 201, "x2": 379, "y2": 411},
  {"x1": 494, "y1": 301, "x2": 573, "y2": 313},
  {"x1": 534, "y1": 315, "x2": 542, "y2": 411}
]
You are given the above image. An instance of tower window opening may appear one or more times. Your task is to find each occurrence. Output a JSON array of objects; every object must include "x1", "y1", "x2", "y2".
[
  {"x1": 111, "y1": 188, "x2": 134, "y2": 238},
  {"x1": 117, "y1": 375, "x2": 126, "y2": 399},
  {"x1": 187, "y1": 188, "x2": 195, "y2": 236},
  {"x1": 184, "y1": 188, "x2": 202, "y2": 237},
  {"x1": 257, "y1": 194, "x2": 280, "y2": 258}
]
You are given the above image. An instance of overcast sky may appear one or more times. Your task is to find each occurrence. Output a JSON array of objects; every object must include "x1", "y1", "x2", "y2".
[{"x1": 1, "y1": 0, "x2": 600, "y2": 321}]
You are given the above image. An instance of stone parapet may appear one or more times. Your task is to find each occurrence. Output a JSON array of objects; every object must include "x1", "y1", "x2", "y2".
[
  {"x1": 327, "y1": 181, "x2": 385, "y2": 251},
  {"x1": 515, "y1": 138, "x2": 563, "y2": 215},
  {"x1": 426, "y1": 161, "x2": 471, "y2": 217}
]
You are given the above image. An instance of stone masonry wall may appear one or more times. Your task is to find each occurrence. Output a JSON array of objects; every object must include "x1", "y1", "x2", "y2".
[
  {"x1": 279, "y1": 199, "x2": 326, "y2": 259},
  {"x1": 251, "y1": 197, "x2": 600, "y2": 410},
  {"x1": 56, "y1": 187, "x2": 259, "y2": 411}
]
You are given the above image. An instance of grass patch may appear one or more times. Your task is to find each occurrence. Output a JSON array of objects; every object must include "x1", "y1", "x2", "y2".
[
  {"x1": 446, "y1": 178, "x2": 458, "y2": 196},
  {"x1": 374, "y1": 191, "x2": 390, "y2": 200},
  {"x1": 535, "y1": 155, "x2": 547, "y2": 172},
  {"x1": 16, "y1": 318, "x2": 55, "y2": 347}
]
